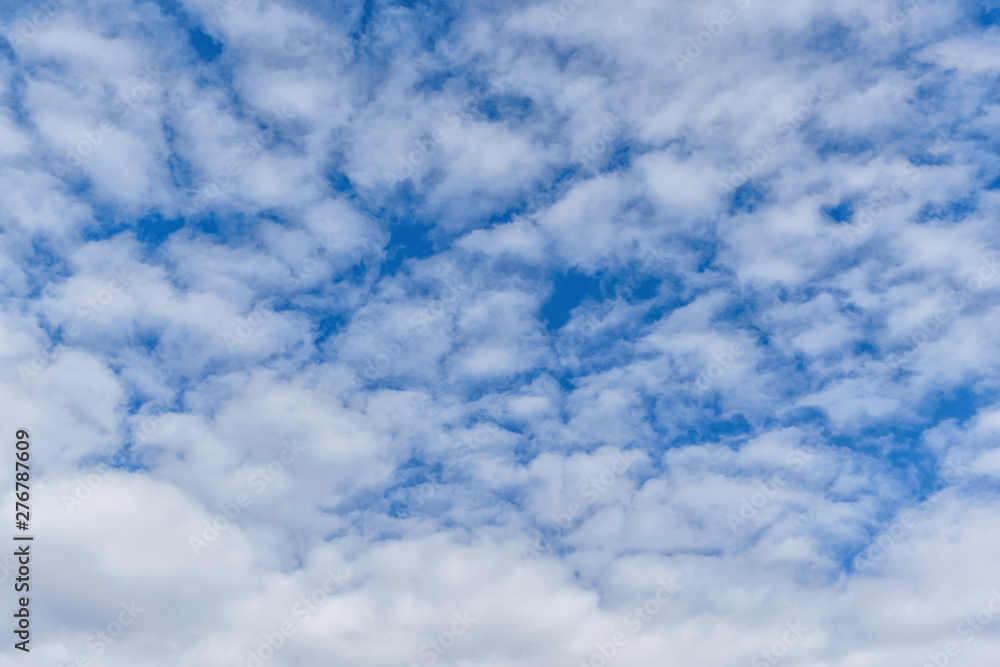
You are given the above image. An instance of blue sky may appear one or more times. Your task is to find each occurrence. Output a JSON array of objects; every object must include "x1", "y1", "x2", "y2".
[{"x1": 2, "y1": 0, "x2": 1000, "y2": 665}]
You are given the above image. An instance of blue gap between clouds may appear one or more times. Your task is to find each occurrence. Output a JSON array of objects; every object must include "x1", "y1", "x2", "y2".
[
  {"x1": 916, "y1": 195, "x2": 978, "y2": 223},
  {"x1": 816, "y1": 138, "x2": 875, "y2": 159},
  {"x1": 973, "y1": 1, "x2": 1000, "y2": 26},
  {"x1": 804, "y1": 21, "x2": 855, "y2": 56},
  {"x1": 542, "y1": 271, "x2": 603, "y2": 330},
  {"x1": 728, "y1": 182, "x2": 767, "y2": 215},
  {"x1": 839, "y1": 385, "x2": 986, "y2": 573},
  {"x1": 823, "y1": 200, "x2": 854, "y2": 223},
  {"x1": 474, "y1": 94, "x2": 534, "y2": 123},
  {"x1": 155, "y1": 0, "x2": 224, "y2": 61},
  {"x1": 381, "y1": 222, "x2": 435, "y2": 276},
  {"x1": 189, "y1": 27, "x2": 223, "y2": 60},
  {"x1": 542, "y1": 266, "x2": 668, "y2": 332},
  {"x1": 137, "y1": 212, "x2": 185, "y2": 247}
]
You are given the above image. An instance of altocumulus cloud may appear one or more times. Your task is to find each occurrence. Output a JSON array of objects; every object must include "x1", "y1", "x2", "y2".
[{"x1": 0, "y1": 0, "x2": 999, "y2": 665}]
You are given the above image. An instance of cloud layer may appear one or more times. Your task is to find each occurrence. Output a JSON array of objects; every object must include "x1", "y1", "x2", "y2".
[{"x1": 1, "y1": 0, "x2": 999, "y2": 665}]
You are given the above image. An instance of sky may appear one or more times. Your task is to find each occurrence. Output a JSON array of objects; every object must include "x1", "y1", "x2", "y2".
[{"x1": 1, "y1": 0, "x2": 1000, "y2": 665}]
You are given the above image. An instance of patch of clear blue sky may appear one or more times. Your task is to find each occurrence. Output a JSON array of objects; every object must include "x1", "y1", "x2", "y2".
[
  {"x1": 823, "y1": 200, "x2": 855, "y2": 223},
  {"x1": 971, "y1": 0, "x2": 1000, "y2": 25},
  {"x1": 150, "y1": 0, "x2": 223, "y2": 58},
  {"x1": 381, "y1": 222, "x2": 436, "y2": 276},
  {"x1": 917, "y1": 195, "x2": 979, "y2": 223},
  {"x1": 541, "y1": 271, "x2": 604, "y2": 330}
]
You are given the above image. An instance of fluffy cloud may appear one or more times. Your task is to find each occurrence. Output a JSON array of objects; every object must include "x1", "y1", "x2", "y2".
[{"x1": 0, "y1": 0, "x2": 998, "y2": 665}]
